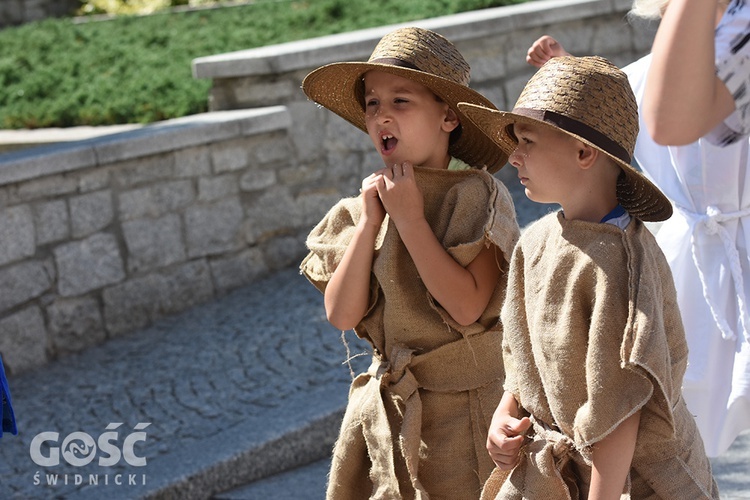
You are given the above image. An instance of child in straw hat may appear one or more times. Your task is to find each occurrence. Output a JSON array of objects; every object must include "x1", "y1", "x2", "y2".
[
  {"x1": 299, "y1": 27, "x2": 520, "y2": 498},
  {"x1": 527, "y1": 0, "x2": 750, "y2": 461},
  {"x1": 459, "y1": 56, "x2": 719, "y2": 499}
]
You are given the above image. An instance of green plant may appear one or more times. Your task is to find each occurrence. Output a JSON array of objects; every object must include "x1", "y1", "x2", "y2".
[{"x1": 1, "y1": 0, "x2": 531, "y2": 129}]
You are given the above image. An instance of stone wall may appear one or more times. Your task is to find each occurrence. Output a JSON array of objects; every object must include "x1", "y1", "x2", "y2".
[
  {"x1": 0, "y1": 109, "x2": 343, "y2": 375},
  {"x1": 193, "y1": 0, "x2": 657, "y2": 209},
  {"x1": 0, "y1": 0, "x2": 658, "y2": 374},
  {"x1": 0, "y1": 0, "x2": 79, "y2": 27},
  {"x1": 193, "y1": 0, "x2": 655, "y2": 122}
]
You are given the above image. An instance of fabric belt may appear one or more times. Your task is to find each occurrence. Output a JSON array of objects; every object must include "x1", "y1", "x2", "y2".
[
  {"x1": 489, "y1": 415, "x2": 589, "y2": 500},
  {"x1": 675, "y1": 203, "x2": 750, "y2": 343},
  {"x1": 355, "y1": 328, "x2": 503, "y2": 498}
]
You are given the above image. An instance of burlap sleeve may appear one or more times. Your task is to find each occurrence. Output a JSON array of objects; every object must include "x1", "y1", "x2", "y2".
[
  {"x1": 501, "y1": 216, "x2": 674, "y2": 449},
  {"x1": 573, "y1": 225, "x2": 679, "y2": 450},
  {"x1": 571, "y1": 264, "x2": 654, "y2": 449},
  {"x1": 500, "y1": 243, "x2": 525, "y2": 400},
  {"x1": 427, "y1": 173, "x2": 520, "y2": 336},
  {"x1": 440, "y1": 173, "x2": 518, "y2": 267},
  {"x1": 300, "y1": 196, "x2": 363, "y2": 292}
]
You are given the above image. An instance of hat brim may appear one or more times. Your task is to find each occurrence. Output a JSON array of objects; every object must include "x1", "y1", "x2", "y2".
[
  {"x1": 458, "y1": 102, "x2": 673, "y2": 222},
  {"x1": 302, "y1": 62, "x2": 509, "y2": 174}
]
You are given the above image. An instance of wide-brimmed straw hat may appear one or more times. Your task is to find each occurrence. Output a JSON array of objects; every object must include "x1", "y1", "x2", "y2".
[
  {"x1": 458, "y1": 56, "x2": 673, "y2": 222},
  {"x1": 302, "y1": 27, "x2": 510, "y2": 173}
]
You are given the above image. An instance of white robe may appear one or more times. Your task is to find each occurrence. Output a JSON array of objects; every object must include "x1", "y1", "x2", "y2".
[{"x1": 623, "y1": 2, "x2": 750, "y2": 456}]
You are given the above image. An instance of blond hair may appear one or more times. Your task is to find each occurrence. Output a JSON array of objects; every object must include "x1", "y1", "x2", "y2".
[
  {"x1": 629, "y1": 0, "x2": 669, "y2": 19},
  {"x1": 630, "y1": 0, "x2": 730, "y2": 19}
]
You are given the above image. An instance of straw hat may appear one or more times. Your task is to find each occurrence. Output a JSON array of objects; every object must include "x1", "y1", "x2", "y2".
[
  {"x1": 301, "y1": 27, "x2": 509, "y2": 173},
  {"x1": 458, "y1": 56, "x2": 673, "y2": 222}
]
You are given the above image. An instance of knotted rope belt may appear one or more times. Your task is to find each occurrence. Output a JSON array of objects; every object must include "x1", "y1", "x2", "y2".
[{"x1": 347, "y1": 328, "x2": 503, "y2": 498}]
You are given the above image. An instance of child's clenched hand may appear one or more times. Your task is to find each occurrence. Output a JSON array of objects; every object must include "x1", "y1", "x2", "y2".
[
  {"x1": 375, "y1": 162, "x2": 424, "y2": 228},
  {"x1": 360, "y1": 172, "x2": 386, "y2": 228},
  {"x1": 487, "y1": 411, "x2": 532, "y2": 470},
  {"x1": 526, "y1": 35, "x2": 570, "y2": 68}
]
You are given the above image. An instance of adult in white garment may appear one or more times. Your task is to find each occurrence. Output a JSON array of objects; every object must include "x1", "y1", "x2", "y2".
[{"x1": 525, "y1": 0, "x2": 750, "y2": 457}]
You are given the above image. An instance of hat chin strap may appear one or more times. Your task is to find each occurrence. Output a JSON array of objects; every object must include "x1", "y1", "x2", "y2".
[{"x1": 512, "y1": 108, "x2": 631, "y2": 165}]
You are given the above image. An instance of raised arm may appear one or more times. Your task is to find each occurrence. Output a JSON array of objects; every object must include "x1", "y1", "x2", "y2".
[
  {"x1": 642, "y1": 0, "x2": 735, "y2": 145},
  {"x1": 324, "y1": 173, "x2": 385, "y2": 330},
  {"x1": 526, "y1": 35, "x2": 571, "y2": 68},
  {"x1": 377, "y1": 162, "x2": 502, "y2": 326}
]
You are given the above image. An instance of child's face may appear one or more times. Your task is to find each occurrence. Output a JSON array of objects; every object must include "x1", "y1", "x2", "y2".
[
  {"x1": 363, "y1": 70, "x2": 459, "y2": 170},
  {"x1": 508, "y1": 122, "x2": 581, "y2": 205}
]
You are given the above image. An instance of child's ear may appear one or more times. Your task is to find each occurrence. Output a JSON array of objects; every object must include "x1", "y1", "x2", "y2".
[
  {"x1": 576, "y1": 142, "x2": 599, "y2": 170},
  {"x1": 443, "y1": 107, "x2": 460, "y2": 133}
]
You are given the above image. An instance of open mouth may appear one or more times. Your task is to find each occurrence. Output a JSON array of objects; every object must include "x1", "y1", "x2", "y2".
[{"x1": 381, "y1": 133, "x2": 398, "y2": 153}]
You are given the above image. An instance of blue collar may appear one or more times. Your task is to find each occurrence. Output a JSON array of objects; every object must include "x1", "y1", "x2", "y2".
[{"x1": 600, "y1": 204, "x2": 627, "y2": 223}]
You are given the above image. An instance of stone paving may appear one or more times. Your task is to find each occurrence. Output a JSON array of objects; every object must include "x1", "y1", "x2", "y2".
[
  {"x1": 0, "y1": 173, "x2": 747, "y2": 499},
  {"x1": 221, "y1": 432, "x2": 750, "y2": 499},
  {"x1": 0, "y1": 267, "x2": 371, "y2": 499}
]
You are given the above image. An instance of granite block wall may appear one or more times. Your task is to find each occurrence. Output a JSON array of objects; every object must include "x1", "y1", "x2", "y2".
[{"x1": 0, "y1": 0, "x2": 659, "y2": 374}]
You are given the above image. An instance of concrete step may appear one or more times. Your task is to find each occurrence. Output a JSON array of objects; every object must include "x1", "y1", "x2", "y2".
[{"x1": 213, "y1": 457, "x2": 331, "y2": 500}]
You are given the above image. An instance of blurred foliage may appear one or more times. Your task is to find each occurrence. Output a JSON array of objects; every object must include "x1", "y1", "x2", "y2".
[
  {"x1": 1, "y1": 0, "x2": 532, "y2": 129},
  {"x1": 77, "y1": 0, "x2": 218, "y2": 16}
]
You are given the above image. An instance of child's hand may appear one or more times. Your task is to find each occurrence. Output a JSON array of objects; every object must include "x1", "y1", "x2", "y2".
[
  {"x1": 486, "y1": 411, "x2": 532, "y2": 470},
  {"x1": 376, "y1": 162, "x2": 424, "y2": 228},
  {"x1": 526, "y1": 35, "x2": 570, "y2": 68},
  {"x1": 360, "y1": 172, "x2": 386, "y2": 227}
]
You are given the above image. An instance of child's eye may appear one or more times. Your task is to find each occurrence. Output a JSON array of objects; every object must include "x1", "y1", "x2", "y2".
[
  {"x1": 394, "y1": 97, "x2": 408, "y2": 104},
  {"x1": 366, "y1": 99, "x2": 379, "y2": 107}
]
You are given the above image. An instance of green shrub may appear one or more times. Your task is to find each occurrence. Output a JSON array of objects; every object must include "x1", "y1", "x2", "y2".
[
  {"x1": 1, "y1": 0, "x2": 531, "y2": 129},
  {"x1": 77, "y1": 0, "x2": 222, "y2": 16}
]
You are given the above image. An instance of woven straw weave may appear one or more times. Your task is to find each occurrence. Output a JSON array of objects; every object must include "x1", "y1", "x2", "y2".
[
  {"x1": 302, "y1": 27, "x2": 511, "y2": 173},
  {"x1": 514, "y1": 56, "x2": 639, "y2": 159},
  {"x1": 459, "y1": 56, "x2": 673, "y2": 222}
]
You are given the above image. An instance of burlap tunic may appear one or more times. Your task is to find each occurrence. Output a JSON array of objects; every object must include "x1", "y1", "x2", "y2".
[
  {"x1": 483, "y1": 212, "x2": 719, "y2": 499},
  {"x1": 301, "y1": 166, "x2": 520, "y2": 499}
]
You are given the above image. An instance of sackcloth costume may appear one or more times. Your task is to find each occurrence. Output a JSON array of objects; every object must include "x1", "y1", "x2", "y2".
[
  {"x1": 458, "y1": 56, "x2": 718, "y2": 499},
  {"x1": 480, "y1": 213, "x2": 719, "y2": 499},
  {"x1": 301, "y1": 163, "x2": 519, "y2": 499},
  {"x1": 623, "y1": 0, "x2": 750, "y2": 456},
  {"x1": 300, "y1": 26, "x2": 520, "y2": 498}
]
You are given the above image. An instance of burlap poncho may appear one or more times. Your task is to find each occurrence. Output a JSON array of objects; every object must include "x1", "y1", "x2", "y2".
[
  {"x1": 301, "y1": 165, "x2": 520, "y2": 499},
  {"x1": 482, "y1": 212, "x2": 719, "y2": 499}
]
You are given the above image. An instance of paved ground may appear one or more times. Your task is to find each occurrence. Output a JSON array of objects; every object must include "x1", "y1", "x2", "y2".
[
  {"x1": 0, "y1": 171, "x2": 747, "y2": 499},
  {"x1": 0, "y1": 265, "x2": 374, "y2": 499}
]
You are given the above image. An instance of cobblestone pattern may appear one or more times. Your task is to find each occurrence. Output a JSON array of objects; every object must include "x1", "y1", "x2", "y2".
[{"x1": 0, "y1": 268, "x2": 371, "y2": 499}]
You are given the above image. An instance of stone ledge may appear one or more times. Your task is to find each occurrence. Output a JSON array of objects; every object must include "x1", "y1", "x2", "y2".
[
  {"x1": 0, "y1": 107, "x2": 291, "y2": 187},
  {"x1": 192, "y1": 0, "x2": 633, "y2": 80}
]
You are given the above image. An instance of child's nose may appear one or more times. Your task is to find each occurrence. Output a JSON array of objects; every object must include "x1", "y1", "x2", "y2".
[
  {"x1": 509, "y1": 148, "x2": 524, "y2": 168},
  {"x1": 375, "y1": 107, "x2": 391, "y2": 123}
]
